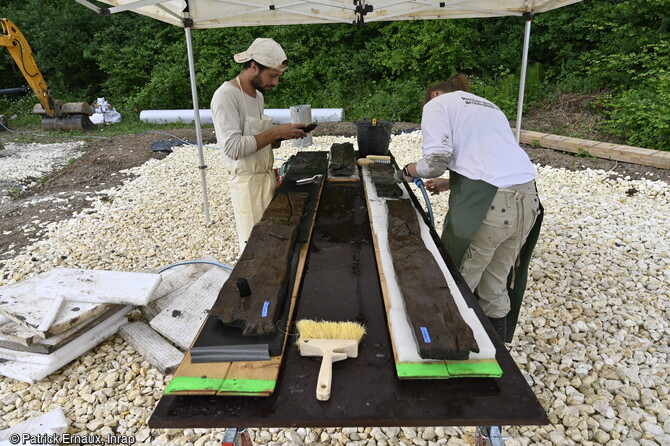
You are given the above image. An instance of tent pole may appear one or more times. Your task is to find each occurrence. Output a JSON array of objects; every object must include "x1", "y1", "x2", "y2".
[
  {"x1": 184, "y1": 23, "x2": 211, "y2": 225},
  {"x1": 515, "y1": 12, "x2": 533, "y2": 144}
]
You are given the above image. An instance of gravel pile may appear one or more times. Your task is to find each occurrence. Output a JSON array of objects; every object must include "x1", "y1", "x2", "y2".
[
  {"x1": 0, "y1": 133, "x2": 669, "y2": 445},
  {"x1": 0, "y1": 141, "x2": 85, "y2": 205}
]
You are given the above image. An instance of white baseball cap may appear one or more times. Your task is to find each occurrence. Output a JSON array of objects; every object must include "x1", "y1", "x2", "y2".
[{"x1": 234, "y1": 38, "x2": 288, "y2": 72}]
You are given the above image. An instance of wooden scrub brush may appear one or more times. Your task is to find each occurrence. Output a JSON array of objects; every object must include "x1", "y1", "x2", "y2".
[{"x1": 296, "y1": 319, "x2": 366, "y2": 401}]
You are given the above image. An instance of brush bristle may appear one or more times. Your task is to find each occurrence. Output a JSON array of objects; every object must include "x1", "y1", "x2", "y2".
[
  {"x1": 367, "y1": 155, "x2": 391, "y2": 164},
  {"x1": 296, "y1": 320, "x2": 366, "y2": 343}
]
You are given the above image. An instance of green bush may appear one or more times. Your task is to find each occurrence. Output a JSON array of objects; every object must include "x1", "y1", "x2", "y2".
[{"x1": 602, "y1": 73, "x2": 670, "y2": 150}]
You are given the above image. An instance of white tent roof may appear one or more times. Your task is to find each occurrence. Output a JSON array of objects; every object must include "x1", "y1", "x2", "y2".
[
  {"x1": 74, "y1": 0, "x2": 584, "y2": 225},
  {"x1": 76, "y1": 0, "x2": 583, "y2": 28}
]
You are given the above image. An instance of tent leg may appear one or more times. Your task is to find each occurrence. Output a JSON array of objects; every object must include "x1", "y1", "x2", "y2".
[
  {"x1": 515, "y1": 13, "x2": 533, "y2": 144},
  {"x1": 185, "y1": 24, "x2": 211, "y2": 225}
]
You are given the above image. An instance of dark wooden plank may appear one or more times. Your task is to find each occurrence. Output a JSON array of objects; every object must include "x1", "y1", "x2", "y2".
[
  {"x1": 327, "y1": 142, "x2": 358, "y2": 181},
  {"x1": 210, "y1": 192, "x2": 307, "y2": 336},
  {"x1": 368, "y1": 163, "x2": 403, "y2": 198},
  {"x1": 386, "y1": 199, "x2": 479, "y2": 360}
]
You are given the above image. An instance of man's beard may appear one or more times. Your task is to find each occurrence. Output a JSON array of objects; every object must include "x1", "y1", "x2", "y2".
[{"x1": 251, "y1": 73, "x2": 272, "y2": 92}]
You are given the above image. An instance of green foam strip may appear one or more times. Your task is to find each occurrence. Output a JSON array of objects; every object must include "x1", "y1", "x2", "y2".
[
  {"x1": 396, "y1": 362, "x2": 450, "y2": 378},
  {"x1": 163, "y1": 377, "x2": 277, "y2": 395},
  {"x1": 396, "y1": 359, "x2": 503, "y2": 379},
  {"x1": 446, "y1": 360, "x2": 503, "y2": 377},
  {"x1": 219, "y1": 379, "x2": 276, "y2": 393},
  {"x1": 164, "y1": 377, "x2": 224, "y2": 394}
]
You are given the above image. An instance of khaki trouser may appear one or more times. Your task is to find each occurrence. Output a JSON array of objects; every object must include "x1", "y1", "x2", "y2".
[{"x1": 459, "y1": 180, "x2": 540, "y2": 318}]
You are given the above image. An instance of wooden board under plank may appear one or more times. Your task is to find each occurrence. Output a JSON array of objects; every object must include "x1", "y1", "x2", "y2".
[
  {"x1": 360, "y1": 164, "x2": 501, "y2": 379},
  {"x1": 164, "y1": 182, "x2": 323, "y2": 397}
]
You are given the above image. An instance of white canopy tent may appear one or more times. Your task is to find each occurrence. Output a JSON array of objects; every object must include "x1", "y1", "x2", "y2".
[{"x1": 73, "y1": 0, "x2": 584, "y2": 224}]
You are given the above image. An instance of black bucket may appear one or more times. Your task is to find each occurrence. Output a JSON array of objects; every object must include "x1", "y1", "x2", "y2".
[{"x1": 355, "y1": 119, "x2": 393, "y2": 158}]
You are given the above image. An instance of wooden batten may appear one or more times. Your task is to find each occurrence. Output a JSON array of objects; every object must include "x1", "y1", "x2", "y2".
[{"x1": 519, "y1": 130, "x2": 670, "y2": 170}]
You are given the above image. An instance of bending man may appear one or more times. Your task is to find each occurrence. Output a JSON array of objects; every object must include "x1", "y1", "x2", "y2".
[{"x1": 399, "y1": 74, "x2": 543, "y2": 342}]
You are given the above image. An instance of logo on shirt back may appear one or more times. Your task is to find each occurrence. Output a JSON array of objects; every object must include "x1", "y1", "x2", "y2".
[{"x1": 460, "y1": 96, "x2": 501, "y2": 112}]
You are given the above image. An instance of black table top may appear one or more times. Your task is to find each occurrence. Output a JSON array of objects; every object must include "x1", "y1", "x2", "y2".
[{"x1": 149, "y1": 154, "x2": 547, "y2": 429}]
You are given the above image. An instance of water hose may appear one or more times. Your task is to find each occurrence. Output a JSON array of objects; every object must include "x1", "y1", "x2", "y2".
[
  {"x1": 412, "y1": 177, "x2": 434, "y2": 228},
  {"x1": 158, "y1": 260, "x2": 233, "y2": 274}
]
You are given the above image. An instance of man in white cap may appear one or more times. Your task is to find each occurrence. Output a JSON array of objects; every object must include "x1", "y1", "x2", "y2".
[{"x1": 211, "y1": 38, "x2": 308, "y2": 253}]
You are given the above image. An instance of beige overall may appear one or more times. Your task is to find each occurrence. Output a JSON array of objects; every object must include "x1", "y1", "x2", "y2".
[
  {"x1": 459, "y1": 180, "x2": 541, "y2": 318},
  {"x1": 228, "y1": 77, "x2": 276, "y2": 253}
]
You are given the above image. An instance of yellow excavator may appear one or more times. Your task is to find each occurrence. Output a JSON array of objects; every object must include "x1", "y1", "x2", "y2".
[{"x1": 1, "y1": 18, "x2": 94, "y2": 131}]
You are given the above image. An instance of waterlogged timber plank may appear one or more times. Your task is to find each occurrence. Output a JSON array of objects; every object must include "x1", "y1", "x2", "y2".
[
  {"x1": 386, "y1": 199, "x2": 479, "y2": 360},
  {"x1": 327, "y1": 142, "x2": 359, "y2": 182},
  {"x1": 211, "y1": 192, "x2": 307, "y2": 336}
]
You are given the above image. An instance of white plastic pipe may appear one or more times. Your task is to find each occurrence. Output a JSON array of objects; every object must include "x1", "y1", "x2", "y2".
[{"x1": 139, "y1": 108, "x2": 344, "y2": 125}]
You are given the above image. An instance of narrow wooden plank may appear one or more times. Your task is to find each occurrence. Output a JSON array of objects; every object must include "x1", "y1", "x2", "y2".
[
  {"x1": 327, "y1": 142, "x2": 359, "y2": 182},
  {"x1": 218, "y1": 241, "x2": 311, "y2": 396},
  {"x1": 368, "y1": 163, "x2": 404, "y2": 198},
  {"x1": 119, "y1": 322, "x2": 184, "y2": 375},
  {"x1": 361, "y1": 165, "x2": 499, "y2": 378},
  {"x1": 520, "y1": 130, "x2": 670, "y2": 169},
  {"x1": 387, "y1": 199, "x2": 479, "y2": 360},
  {"x1": 211, "y1": 192, "x2": 307, "y2": 336},
  {"x1": 149, "y1": 266, "x2": 231, "y2": 350}
]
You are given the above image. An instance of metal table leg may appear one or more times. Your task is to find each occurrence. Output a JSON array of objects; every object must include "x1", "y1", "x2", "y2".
[
  {"x1": 222, "y1": 428, "x2": 254, "y2": 446},
  {"x1": 476, "y1": 426, "x2": 505, "y2": 446}
]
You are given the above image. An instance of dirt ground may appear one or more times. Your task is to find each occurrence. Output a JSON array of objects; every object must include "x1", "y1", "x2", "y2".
[{"x1": 1, "y1": 122, "x2": 668, "y2": 271}]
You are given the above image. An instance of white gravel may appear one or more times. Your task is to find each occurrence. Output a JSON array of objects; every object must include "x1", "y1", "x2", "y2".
[
  {"x1": 0, "y1": 141, "x2": 85, "y2": 204},
  {"x1": 0, "y1": 133, "x2": 669, "y2": 445}
]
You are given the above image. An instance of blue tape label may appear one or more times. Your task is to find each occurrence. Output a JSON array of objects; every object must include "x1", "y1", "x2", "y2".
[
  {"x1": 420, "y1": 327, "x2": 431, "y2": 343},
  {"x1": 261, "y1": 301, "x2": 270, "y2": 318}
]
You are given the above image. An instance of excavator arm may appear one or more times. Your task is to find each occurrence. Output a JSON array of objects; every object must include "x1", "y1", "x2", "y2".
[
  {"x1": 1, "y1": 18, "x2": 93, "y2": 130},
  {"x1": 1, "y1": 18, "x2": 55, "y2": 116}
]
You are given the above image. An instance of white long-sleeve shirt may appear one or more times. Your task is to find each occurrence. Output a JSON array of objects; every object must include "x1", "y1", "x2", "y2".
[
  {"x1": 418, "y1": 91, "x2": 535, "y2": 188},
  {"x1": 211, "y1": 81, "x2": 264, "y2": 161}
]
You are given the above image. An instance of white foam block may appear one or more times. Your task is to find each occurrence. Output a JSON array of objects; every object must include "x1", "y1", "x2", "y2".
[
  {"x1": 0, "y1": 306, "x2": 122, "y2": 351},
  {"x1": 151, "y1": 256, "x2": 222, "y2": 302},
  {"x1": 0, "y1": 306, "x2": 131, "y2": 383},
  {"x1": 361, "y1": 166, "x2": 495, "y2": 361},
  {"x1": 119, "y1": 321, "x2": 183, "y2": 375},
  {"x1": 0, "y1": 268, "x2": 161, "y2": 306},
  {"x1": 150, "y1": 266, "x2": 231, "y2": 350},
  {"x1": 0, "y1": 272, "x2": 115, "y2": 338}
]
